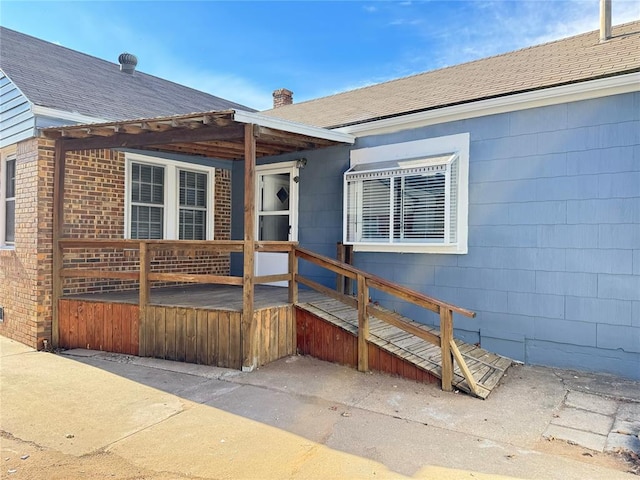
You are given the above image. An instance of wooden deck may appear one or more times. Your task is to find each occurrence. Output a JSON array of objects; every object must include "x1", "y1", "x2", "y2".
[
  {"x1": 63, "y1": 284, "x2": 512, "y2": 398},
  {"x1": 297, "y1": 292, "x2": 512, "y2": 399}
]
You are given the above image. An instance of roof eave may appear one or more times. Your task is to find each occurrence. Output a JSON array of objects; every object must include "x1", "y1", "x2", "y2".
[{"x1": 333, "y1": 71, "x2": 640, "y2": 136}]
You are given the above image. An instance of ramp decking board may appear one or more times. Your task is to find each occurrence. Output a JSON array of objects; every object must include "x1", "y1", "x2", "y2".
[{"x1": 297, "y1": 294, "x2": 511, "y2": 399}]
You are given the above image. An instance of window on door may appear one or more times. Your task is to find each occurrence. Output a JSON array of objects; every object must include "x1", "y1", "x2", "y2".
[{"x1": 258, "y1": 172, "x2": 291, "y2": 241}]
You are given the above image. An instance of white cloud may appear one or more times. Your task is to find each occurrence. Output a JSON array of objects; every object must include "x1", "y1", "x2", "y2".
[{"x1": 162, "y1": 68, "x2": 272, "y2": 110}]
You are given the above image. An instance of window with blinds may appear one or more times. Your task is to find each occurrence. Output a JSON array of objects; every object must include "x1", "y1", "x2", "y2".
[
  {"x1": 126, "y1": 154, "x2": 215, "y2": 241},
  {"x1": 3, "y1": 156, "x2": 16, "y2": 245},
  {"x1": 130, "y1": 163, "x2": 164, "y2": 239},
  {"x1": 179, "y1": 170, "x2": 207, "y2": 240},
  {"x1": 345, "y1": 153, "x2": 458, "y2": 245}
]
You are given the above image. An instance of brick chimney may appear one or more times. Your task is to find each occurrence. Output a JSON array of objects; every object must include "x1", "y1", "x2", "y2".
[{"x1": 273, "y1": 88, "x2": 293, "y2": 108}]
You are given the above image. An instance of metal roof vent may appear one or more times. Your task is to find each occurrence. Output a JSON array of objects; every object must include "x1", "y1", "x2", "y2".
[{"x1": 118, "y1": 53, "x2": 138, "y2": 74}]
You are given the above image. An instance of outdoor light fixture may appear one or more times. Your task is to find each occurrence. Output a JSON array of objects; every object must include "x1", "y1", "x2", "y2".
[{"x1": 296, "y1": 157, "x2": 307, "y2": 169}]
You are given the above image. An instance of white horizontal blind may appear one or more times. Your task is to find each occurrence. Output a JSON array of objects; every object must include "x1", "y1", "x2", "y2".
[
  {"x1": 395, "y1": 172, "x2": 445, "y2": 241},
  {"x1": 130, "y1": 163, "x2": 164, "y2": 239},
  {"x1": 179, "y1": 170, "x2": 207, "y2": 240},
  {"x1": 345, "y1": 158, "x2": 456, "y2": 245},
  {"x1": 448, "y1": 156, "x2": 458, "y2": 243}
]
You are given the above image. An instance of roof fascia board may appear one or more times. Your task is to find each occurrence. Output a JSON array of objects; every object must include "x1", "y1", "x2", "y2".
[
  {"x1": 232, "y1": 109, "x2": 355, "y2": 144},
  {"x1": 31, "y1": 105, "x2": 107, "y2": 125},
  {"x1": 334, "y1": 73, "x2": 640, "y2": 137}
]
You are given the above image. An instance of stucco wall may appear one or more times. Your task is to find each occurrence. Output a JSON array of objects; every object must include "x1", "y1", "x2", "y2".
[{"x1": 233, "y1": 91, "x2": 640, "y2": 379}]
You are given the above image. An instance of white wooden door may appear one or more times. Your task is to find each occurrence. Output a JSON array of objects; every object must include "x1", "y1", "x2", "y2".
[{"x1": 255, "y1": 163, "x2": 298, "y2": 287}]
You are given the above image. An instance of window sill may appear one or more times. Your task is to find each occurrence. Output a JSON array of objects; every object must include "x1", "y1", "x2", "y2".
[{"x1": 351, "y1": 243, "x2": 467, "y2": 254}]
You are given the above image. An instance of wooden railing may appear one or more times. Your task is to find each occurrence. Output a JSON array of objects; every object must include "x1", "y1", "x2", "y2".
[
  {"x1": 55, "y1": 239, "x2": 478, "y2": 393},
  {"x1": 291, "y1": 247, "x2": 478, "y2": 395}
]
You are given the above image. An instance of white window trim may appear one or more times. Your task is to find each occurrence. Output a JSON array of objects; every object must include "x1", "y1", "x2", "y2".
[
  {"x1": 0, "y1": 146, "x2": 17, "y2": 249},
  {"x1": 344, "y1": 133, "x2": 469, "y2": 254},
  {"x1": 125, "y1": 152, "x2": 216, "y2": 240}
]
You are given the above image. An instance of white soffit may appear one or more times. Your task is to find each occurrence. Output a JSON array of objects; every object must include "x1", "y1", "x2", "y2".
[
  {"x1": 334, "y1": 73, "x2": 640, "y2": 137},
  {"x1": 233, "y1": 110, "x2": 355, "y2": 144},
  {"x1": 32, "y1": 105, "x2": 107, "y2": 125}
]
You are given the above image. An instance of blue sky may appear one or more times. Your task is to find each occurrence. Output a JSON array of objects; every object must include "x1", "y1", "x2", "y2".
[{"x1": 2, "y1": 1, "x2": 638, "y2": 110}]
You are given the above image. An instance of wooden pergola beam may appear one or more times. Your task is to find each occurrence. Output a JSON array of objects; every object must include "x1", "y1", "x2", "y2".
[{"x1": 56, "y1": 123, "x2": 246, "y2": 152}]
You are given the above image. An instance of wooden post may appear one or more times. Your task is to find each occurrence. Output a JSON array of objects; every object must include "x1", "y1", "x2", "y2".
[
  {"x1": 242, "y1": 123, "x2": 257, "y2": 371},
  {"x1": 288, "y1": 247, "x2": 298, "y2": 355},
  {"x1": 440, "y1": 307, "x2": 453, "y2": 392},
  {"x1": 51, "y1": 140, "x2": 66, "y2": 349},
  {"x1": 357, "y1": 273, "x2": 369, "y2": 372},
  {"x1": 336, "y1": 242, "x2": 345, "y2": 294},
  {"x1": 138, "y1": 241, "x2": 150, "y2": 356},
  {"x1": 288, "y1": 247, "x2": 298, "y2": 304}
]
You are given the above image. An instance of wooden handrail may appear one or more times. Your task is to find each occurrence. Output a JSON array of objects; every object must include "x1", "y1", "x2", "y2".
[
  {"x1": 295, "y1": 247, "x2": 475, "y2": 318},
  {"x1": 58, "y1": 238, "x2": 246, "y2": 251},
  {"x1": 294, "y1": 245, "x2": 479, "y2": 396}
]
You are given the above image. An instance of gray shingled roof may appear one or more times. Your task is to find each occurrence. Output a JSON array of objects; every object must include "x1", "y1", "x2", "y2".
[
  {"x1": 0, "y1": 27, "x2": 256, "y2": 121},
  {"x1": 263, "y1": 21, "x2": 640, "y2": 128}
]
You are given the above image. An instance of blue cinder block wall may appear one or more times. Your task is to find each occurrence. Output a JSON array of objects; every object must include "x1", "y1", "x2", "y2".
[{"x1": 232, "y1": 92, "x2": 639, "y2": 379}]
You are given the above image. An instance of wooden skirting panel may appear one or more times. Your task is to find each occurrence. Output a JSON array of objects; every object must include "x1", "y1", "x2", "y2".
[
  {"x1": 60, "y1": 299, "x2": 296, "y2": 370},
  {"x1": 58, "y1": 299, "x2": 139, "y2": 355},
  {"x1": 142, "y1": 306, "x2": 242, "y2": 369},
  {"x1": 254, "y1": 305, "x2": 296, "y2": 367},
  {"x1": 296, "y1": 307, "x2": 438, "y2": 385}
]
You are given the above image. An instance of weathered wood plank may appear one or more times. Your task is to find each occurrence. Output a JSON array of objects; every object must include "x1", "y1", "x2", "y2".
[
  {"x1": 263, "y1": 308, "x2": 271, "y2": 364},
  {"x1": 152, "y1": 307, "x2": 164, "y2": 359},
  {"x1": 207, "y1": 310, "x2": 219, "y2": 366},
  {"x1": 278, "y1": 306, "x2": 288, "y2": 357},
  {"x1": 60, "y1": 269, "x2": 139, "y2": 280},
  {"x1": 91, "y1": 302, "x2": 103, "y2": 351},
  {"x1": 229, "y1": 312, "x2": 242, "y2": 369},
  {"x1": 148, "y1": 273, "x2": 243, "y2": 285},
  {"x1": 450, "y1": 339, "x2": 479, "y2": 396},
  {"x1": 139, "y1": 241, "x2": 150, "y2": 357},
  {"x1": 128, "y1": 304, "x2": 139, "y2": 355},
  {"x1": 175, "y1": 308, "x2": 187, "y2": 362},
  {"x1": 165, "y1": 307, "x2": 177, "y2": 360},
  {"x1": 357, "y1": 274, "x2": 369, "y2": 372},
  {"x1": 110, "y1": 303, "x2": 121, "y2": 353},
  {"x1": 218, "y1": 310, "x2": 230, "y2": 368},
  {"x1": 75, "y1": 301, "x2": 86, "y2": 349},
  {"x1": 270, "y1": 307, "x2": 279, "y2": 362},
  {"x1": 185, "y1": 308, "x2": 197, "y2": 364},
  {"x1": 196, "y1": 309, "x2": 208, "y2": 365},
  {"x1": 58, "y1": 300, "x2": 70, "y2": 348},
  {"x1": 242, "y1": 123, "x2": 256, "y2": 371},
  {"x1": 87, "y1": 302, "x2": 97, "y2": 350}
]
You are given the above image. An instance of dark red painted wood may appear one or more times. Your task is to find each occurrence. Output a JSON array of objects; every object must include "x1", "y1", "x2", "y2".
[{"x1": 295, "y1": 307, "x2": 438, "y2": 385}]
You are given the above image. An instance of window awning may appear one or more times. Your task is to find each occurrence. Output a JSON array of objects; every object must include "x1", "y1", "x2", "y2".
[{"x1": 345, "y1": 152, "x2": 456, "y2": 180}]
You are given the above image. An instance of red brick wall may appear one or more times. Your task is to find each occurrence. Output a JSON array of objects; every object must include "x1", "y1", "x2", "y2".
[
  {"x1": 0, "y1": 139, "x2": 232, "y2": 349},
  {"x1": 0, "y1": 140, "x2": 41, "y2": 346}
]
